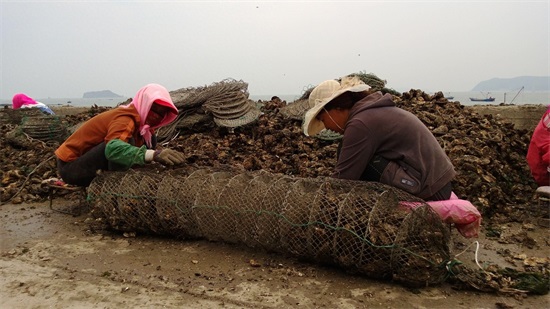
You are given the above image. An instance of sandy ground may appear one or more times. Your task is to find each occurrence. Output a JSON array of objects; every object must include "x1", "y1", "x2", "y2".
[{"x1": 1, "y1": 198, "x2": 549, "y2": 309}]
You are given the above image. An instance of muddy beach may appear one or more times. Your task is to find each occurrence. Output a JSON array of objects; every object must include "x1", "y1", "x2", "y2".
[{"x1": 1, "y1": 198, "x2": 548, "y2": 308}]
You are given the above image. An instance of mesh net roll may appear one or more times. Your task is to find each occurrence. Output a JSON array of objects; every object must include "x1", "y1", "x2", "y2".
[
  {"x1": 87, "y1": 167, "x2": 451, "y2": 287},
  {"x1": 18, "y1": 115, "x2": 68, "y2": 142}
]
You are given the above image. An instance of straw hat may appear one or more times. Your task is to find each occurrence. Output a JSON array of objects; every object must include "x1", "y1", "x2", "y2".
[
  {"x1": 308, "y1": 80, "x2": 340, "y2": 109},
  {"x1": 303, "y1": 76, "x2": 370, "y2": 137}
]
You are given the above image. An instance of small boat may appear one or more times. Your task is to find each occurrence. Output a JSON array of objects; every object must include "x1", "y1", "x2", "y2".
[
  {"x1": 445, "y1": 96, "x2": 454, "y2": 100},
  {"x1": 469, "y1": 97, "x2": 495, "y2": 102}
]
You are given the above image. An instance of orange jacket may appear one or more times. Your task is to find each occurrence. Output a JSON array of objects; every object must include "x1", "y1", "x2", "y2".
[{"x1": 55, "y1": 105, "x2": 146, "y2": 162}]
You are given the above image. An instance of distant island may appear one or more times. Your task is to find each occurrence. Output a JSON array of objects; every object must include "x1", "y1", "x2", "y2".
[
  {"x1": 82, "y1": 90, "x2": 123, "y2": 98},
  {"x1": 472, "y1": 76, "x2": 549, "y2": 92}
]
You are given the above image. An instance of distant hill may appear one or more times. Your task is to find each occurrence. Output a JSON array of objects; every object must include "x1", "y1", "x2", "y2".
[
  {"x1": 83, "y1": 90, "x2": 123, "y2": 98},
  {"x1": 472, "y1": 76, "x2": 549, "y2": 91}
]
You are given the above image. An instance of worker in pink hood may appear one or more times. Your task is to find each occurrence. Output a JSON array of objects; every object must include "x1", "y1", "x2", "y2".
[
  {"x1": 55, "y1": 83, "x2": 185, "y2": 186},
  {"x1": 526, "y1": 105, "x2": 550, "y2": 186},
  {"x1": 12, "y1": 93, "x2": 55, "y2": 115}
]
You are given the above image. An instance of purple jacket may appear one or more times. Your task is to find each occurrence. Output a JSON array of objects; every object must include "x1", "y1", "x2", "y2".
[{"x1": 333, "y1": 92, "x2": 456, "y2": 199}]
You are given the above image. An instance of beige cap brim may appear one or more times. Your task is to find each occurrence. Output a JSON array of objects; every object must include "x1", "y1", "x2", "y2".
[{"x1": 302, "y1": 84, "x2": 370, "y2": 136}]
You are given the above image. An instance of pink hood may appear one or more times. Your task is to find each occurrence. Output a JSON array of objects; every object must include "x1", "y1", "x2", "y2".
[
  {"x1": 122, "y1": 84, "x2": 178, "y2": 148},
  {"x1": 12, "y1": 93, "x2": 38, "y2": 109}
]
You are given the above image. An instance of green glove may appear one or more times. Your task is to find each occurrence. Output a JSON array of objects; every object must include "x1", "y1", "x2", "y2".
[{"x1": 153, "y1": 149, "x2": 185, "y2": 166}]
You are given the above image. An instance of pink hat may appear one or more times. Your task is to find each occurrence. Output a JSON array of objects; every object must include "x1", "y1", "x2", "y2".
[
  {"x1": 12, "y1": 93, "x2": 38, "y2": 109},
  {"x1": 122, "y1": 84, "x2": 178, "y2": 148}
]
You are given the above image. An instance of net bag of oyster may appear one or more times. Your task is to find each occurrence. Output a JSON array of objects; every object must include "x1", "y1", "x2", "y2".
[
  {"x1": 88, "y1": 167, "x2": 451, "y2": 287},
  {"x1": 18, "y1": 115, "x2": 68, "y2": 142}
]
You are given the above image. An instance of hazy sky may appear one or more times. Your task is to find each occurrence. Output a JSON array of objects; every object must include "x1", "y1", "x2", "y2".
[{"x1": 1, "y1": 0, "x2": 549, "y2": 100}]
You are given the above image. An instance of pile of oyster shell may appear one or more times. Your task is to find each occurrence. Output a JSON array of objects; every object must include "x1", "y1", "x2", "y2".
[{"x1": 0, "y1": 90, "x2": 539, "y2": 223}]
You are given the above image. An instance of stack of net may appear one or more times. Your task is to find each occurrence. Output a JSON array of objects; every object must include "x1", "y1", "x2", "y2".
[
  {"x1": 170, "y1": 79, "x2": 250, "y2": 109},
  {"x1": 279, "y1": 99, "x2": 311, "y2": 120},
  {"x1": 88, "y1": 167, "x2": 451, "y2": 287},
  {"x1": 157, "y1": 79, "x2": 261, "y2": 141},
  {"x1": 347, "y1": 72, "x2": 387, "y2": 91},
  {"x1": 202, "y1": 82, "x2": 261, "y2": 128}
]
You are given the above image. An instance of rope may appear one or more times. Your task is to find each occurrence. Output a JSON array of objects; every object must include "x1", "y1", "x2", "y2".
[{"x1": 452, "y1": 240, "x2": 485, "y2": 271}]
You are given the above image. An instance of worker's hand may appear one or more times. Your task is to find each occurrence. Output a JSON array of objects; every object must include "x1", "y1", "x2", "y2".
[{"x1": 153, "y1": 149, "x2": 185, "y2": 166}]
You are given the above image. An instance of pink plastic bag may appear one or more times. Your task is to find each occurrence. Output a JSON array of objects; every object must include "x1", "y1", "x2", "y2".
[{"x1": 400, "y1": 192, "x2": 482, "y2": 238}]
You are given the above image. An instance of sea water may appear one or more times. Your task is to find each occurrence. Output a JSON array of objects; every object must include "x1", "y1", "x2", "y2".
[
  {"x1": 0, "y1": 97, "x2": 130, "y2": 108},
  {"x1": 1, "y1": 91, "x2": 548, "y2": 108},
  {"x1": 437, "y1": 91, "x2": 549, "y2": 106}
]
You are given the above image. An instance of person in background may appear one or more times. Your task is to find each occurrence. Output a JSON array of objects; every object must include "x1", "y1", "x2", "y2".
[
  {"x1": 526, "y1": 105, "x2": 550, "y2": 186},
  {"x1": 302, "y1": 76, "x2": 456, "y2": 201},
  {"x1": 55, "y1": 83, "x2": 185, "y2": 187},
  {"x1": 12, "y1": 93, "x2": 55, "y2": 115}
]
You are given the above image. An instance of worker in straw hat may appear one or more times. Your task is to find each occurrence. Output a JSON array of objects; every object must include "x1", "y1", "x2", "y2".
[
  {"x1": 55, "y1": 83, "x2": 186, "y2": 187},
  {"x1": 303, "y1": 76, "x2": 456, "y2": 201}
]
